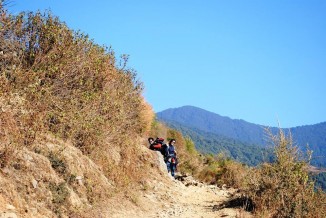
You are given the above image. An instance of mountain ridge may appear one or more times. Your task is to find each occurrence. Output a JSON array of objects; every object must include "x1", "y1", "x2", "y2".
[
  {"x1": 157, "y1": 105, "x2": 326, "y2": 167},
  {"x1": 157, "y1": 105, "x2": 271, "y2": 146},
  {"x1": 159, "y1": 105, "x2": 326, "y2": 128}
]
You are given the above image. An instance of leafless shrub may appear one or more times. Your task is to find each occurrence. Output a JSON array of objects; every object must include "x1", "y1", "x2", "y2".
[{"x1": 244, "y1": 128, "x2": 326, "y2": 217}]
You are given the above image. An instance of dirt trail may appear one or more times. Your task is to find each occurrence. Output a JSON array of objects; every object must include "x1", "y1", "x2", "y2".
[
  {"x1": 109, "y1": 152, "x2": 253, "y2": 218},
  {"x1": 148, "y1": 176, "x2": 252, "y2": 218}
]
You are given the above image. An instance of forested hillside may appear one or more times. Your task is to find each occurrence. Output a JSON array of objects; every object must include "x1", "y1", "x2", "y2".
[
  {"x1": 291, "y1": 122, "x2": 326, "y2": 166},
  {"x1": 157, "y1": 105, "x2": 269, "y2": 146},
  {"x1": 167, "y1": 122, "x2": 274, "y2": 166},
  {"x1": 157, "y1": 105, "x2": 326, "y2": 167}
]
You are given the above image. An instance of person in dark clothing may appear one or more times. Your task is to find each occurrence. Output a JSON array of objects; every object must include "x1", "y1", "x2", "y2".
[
  {"x1": 165, "y1": 139, "x2": 177, "y2": 177},
  {"x1": 149, "y1": 137, "x2": 165, "y2": 151}
]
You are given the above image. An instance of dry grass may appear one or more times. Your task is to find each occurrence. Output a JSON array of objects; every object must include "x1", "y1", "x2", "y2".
[
  {"x1": 199, "y1": 128, "x2": 326, "y2": 216},
  {"x1": 243, "y1": 128, "x2": 326, "y2": 217},
  {"x1": 0, "y1": 4, "x2": 156, "y2": 217},
  {"x1": 181, "y1": 128, "x2": 326, "y2": 217},
  {"x1": 0, "y1": 3, "x2": 154, "y2": 176}
]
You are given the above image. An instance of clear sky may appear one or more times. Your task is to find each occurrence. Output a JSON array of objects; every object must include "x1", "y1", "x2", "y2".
[{"x1": 7, "y1": 0, "x2": 326, "y2": 128}]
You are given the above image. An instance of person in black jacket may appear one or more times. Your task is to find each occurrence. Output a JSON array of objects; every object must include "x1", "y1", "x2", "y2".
[{"x1": 164, "y1": 139, "x2": 177, "y2": 177}]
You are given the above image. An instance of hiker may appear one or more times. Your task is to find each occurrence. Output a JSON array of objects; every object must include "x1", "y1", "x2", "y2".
[
  {"x1": 164, "y1": 139, "x2": 178, "y2": 177},
  {"x1": 149, "y1": 137, "x2": 164, "y2": 151}
]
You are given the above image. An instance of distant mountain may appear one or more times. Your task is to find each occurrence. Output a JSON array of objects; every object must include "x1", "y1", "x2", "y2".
[
  {"x1": 157, "y1": 106, "x2": 276, "y2": 146},
  {"x1": 167, "y1": 121, "x2": 274, "y2": 166},
  {"x1": 291, "y1": 122, "x2": 326, "y2": 166},
  {"x1": 157, "y1": 105, "x2": 326, "y2": 167}
]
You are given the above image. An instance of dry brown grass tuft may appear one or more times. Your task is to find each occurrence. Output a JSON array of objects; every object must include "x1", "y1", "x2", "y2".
[
  {"x1": 244, "y1": 128, "x2": 326, "y2": 217},
  {"x1": 197, "y1": 128, "x2": 326, "y2": 216},
  {"x1": 216, "y1": 160, "x2": 248, "y2": 188},
  {"x1": 0, "y1": 94, "x2": 27, "y2": 167}
]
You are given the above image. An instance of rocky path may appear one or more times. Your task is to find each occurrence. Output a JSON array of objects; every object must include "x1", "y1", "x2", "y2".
[
  {"x1": 108, "y1": 152, "x2": 252, "y2": 218},
  {"x1": 126, "y1": 152, "x2": 254, "y2": 218},
  {"x1": 146, "y1": 175, "x2": 253, "y2": 218}
]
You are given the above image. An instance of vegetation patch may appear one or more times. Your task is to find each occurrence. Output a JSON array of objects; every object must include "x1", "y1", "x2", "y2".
[
  {"x1": 244, "y1": 129, "x2": 326, "y2": 217},
  {"x1": 0, "y1": 3, "x2": 154, "y2": 216},
  {"x1": 48, "y1": 151, "x2": 67, "y2": 174},
  {"x1": 0, "y1": 2, "x2": 153, "y2": 181},
  {"x1": 50, "y1": 182, "x2": 69, "y2": 204}
]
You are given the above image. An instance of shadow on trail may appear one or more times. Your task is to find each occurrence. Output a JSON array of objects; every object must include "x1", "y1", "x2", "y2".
[{"x1": 211, "y1": 196, "x2": 254, "y2": 212}]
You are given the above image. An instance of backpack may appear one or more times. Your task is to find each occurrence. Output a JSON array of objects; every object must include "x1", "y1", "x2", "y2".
[
  {"x1": 149, "y1": 138, "x2": 164, "y2": 151},
  {"x1": 161, "y1": 143, "x2": 168, "y2": 156}
]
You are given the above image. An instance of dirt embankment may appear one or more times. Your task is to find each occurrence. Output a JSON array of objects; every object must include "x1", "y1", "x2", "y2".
[{"x1": 0, "y1": 146, "x2": 252, "y2": 218}]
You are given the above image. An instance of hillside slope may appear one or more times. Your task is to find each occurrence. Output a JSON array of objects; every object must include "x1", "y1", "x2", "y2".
[
  {"x1": 0, "y1": 6, "x2": 155, "y2": 217},
  {"x1": 0, "y1": 136, "x2": 253, "y2": 218}
]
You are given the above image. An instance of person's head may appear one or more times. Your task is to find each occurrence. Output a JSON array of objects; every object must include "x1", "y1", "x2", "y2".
[
  {"x1": 169, "y1": 139, "x2": 176, "y2": 145},
  {"x1": 148, "y1": 137, "x2": 154, "y2": 144}
]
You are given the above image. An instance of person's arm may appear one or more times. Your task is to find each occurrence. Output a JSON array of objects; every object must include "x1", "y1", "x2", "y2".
[{"x1": 166, "y1": 145, "x2": 170, "y2": 157}]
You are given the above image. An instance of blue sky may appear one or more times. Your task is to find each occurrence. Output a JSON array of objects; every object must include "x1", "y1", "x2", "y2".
[{"x1": 8, "y1": 0, "x2": 326, "y2": 127}]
